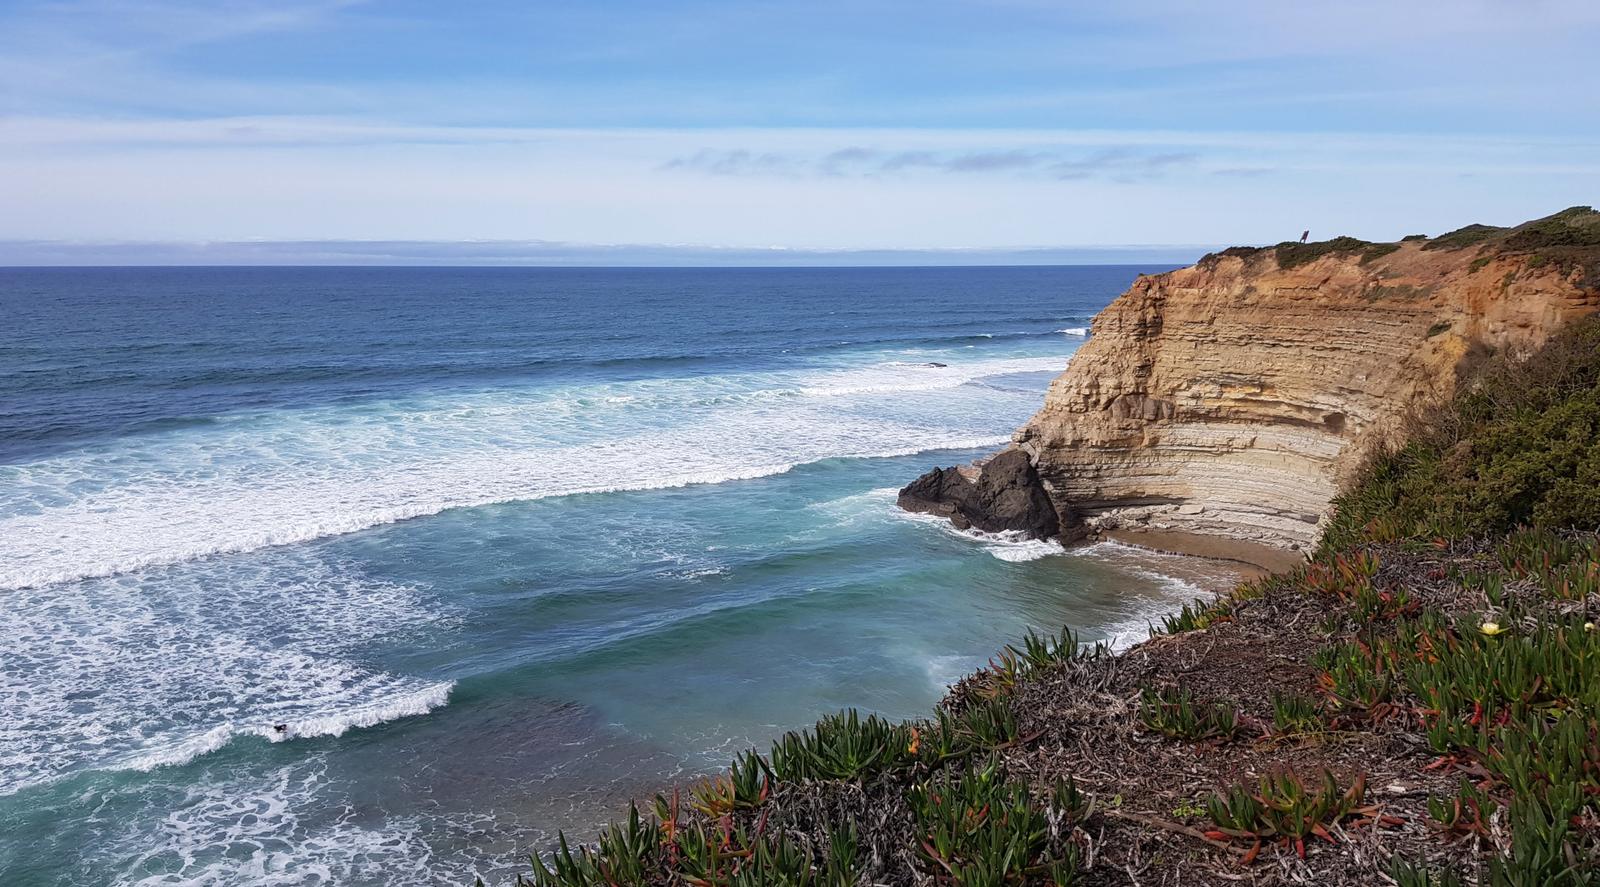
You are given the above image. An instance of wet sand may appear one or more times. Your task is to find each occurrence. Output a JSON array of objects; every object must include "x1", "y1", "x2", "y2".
[{"x1": 1098, "y1": 528, "x2": 1306, "y2": 578}]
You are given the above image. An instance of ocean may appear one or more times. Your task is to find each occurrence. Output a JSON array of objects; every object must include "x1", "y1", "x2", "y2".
[{"x1": 0, "y1": 266, "x2": 1243, "y2": 885}]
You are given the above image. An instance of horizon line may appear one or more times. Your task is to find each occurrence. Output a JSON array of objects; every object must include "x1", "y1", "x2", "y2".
[{"x1": 0, "y1": 239, "x2": 1222, "y2": 268}]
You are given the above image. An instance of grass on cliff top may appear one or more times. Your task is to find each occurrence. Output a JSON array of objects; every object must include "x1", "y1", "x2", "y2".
[
  {"x1": 1199, "y1": 207, "x2": 1600, "y2": 283},
  {"x1": 1411, "y1": 207, "x2": 1600, "y2": 288},
  {"x1": 1421, "y1": 223, "x2": 1509, "y2": 251},
  {"x1": 514, "y1": 321, "x2": 1600, "y2": 887},
  {"x1": 1426, "y1": 206, "x2": 1600, "y2": 254},
  {"x1": 1504, "y1": 206, "x2": 1600, "y2": 250},
  {"x1": 1199, "y1": 237, "x2": 1401, "y2": 270},
  {"x1": 1273, "y1": 236, "x2": 1406, "y2": 269}
]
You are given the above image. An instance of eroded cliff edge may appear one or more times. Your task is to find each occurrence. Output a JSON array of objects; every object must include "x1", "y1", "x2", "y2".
[
  {"x1": 908, "y1": 207, "x2": 1600, "y2": 551},
  {"x1": 1018, "y1": 207, "x2": 1600, "y2": 549}
]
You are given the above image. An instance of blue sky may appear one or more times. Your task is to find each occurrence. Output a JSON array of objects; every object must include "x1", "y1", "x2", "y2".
[{"x1": 2, "y1": 0, "x2": 1598, "y2": 263}]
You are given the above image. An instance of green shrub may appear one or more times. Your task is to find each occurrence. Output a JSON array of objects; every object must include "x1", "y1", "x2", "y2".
[
  {"x1": 908, "y1": 758, "x2": 1074, "y2": 887},
  {"x1": 770, "y1": 709, "x2": 916, "y2": 782},
  {"x1": 978, "y1": 627, "x2": 1106, "y2": 700},
  {"x1": 1323, "y1": 317, "x2": 1600, "y2": 545},
  {"x1": 691, "y1": 750, "x2": 772, "y2": 815},
  {"x1": 1503, "y1": 206, "x2": 1600, "y2": 251},
  {"x1": 1387, "y1": 856, "x2": 1464, "y2": 887},
  {"x1": 953, "y1": 698, "x2": 1019, "y2": 748},
  {"x1": 1485, "y1": 787, "x2": 1594, "y2": 886},
  {"x1": 1138, "y1": 686, "x2": 1242, "y2": 741},
  {"x1": 1198, "y1": 245, "x2": 1267, "y2": 268},
  {"x1": 1361, "y1": 242, "x2": 1402, "y2": 263},
  {"x1": 1311, "y1": 637, "x2": 1396, "y2": 712},
  {"x1": 1275, "y1": 236, "x2": 1375, "y2": 269},
  {"x1": 1415, "y1": 208, "x2": 1600, "y2": 288},
  {"x1": 524, "y1": 804, "x2": 661, "y2": 887},
  {"x1": 1427, "y1": 778, "x2": 1498, "y2": 837},
  {"x1": 1007, "y1": 626, "x2": 1103, "y2": 670},
  {"x1": 1424, "y1": 223, "x2": 1507, "y2": 251},
  {"x1": 1206, "y1": 769, "x2": 1368, "y2": 859},
  {"x1": 1156, "y1": 596, "x2": 1231, "y2": 633},
  {"x1": 1270, "y1": 691, "x2": 1322, "y2": 735}
]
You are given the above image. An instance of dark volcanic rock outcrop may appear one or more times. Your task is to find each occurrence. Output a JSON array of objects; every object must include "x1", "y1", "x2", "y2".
[
  {"x1": 898, "y1": 449, "x2": 1063, "y2": 538},
  {"x1": 897, "y1": 466, "x2": 977, "y2": 525}
]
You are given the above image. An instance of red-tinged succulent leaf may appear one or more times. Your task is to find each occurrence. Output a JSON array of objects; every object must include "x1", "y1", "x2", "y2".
[{"x1": 1241, "y1": 840, "x2": 1262, "y2": 865}]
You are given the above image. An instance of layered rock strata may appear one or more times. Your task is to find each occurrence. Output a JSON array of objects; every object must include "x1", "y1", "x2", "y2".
[{"x1": 906, "y1": 209, "x2": 1600, "y2": 550}]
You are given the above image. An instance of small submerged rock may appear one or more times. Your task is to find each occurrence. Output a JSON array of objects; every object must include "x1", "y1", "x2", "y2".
[{"x1": 897, "y1": 449, "x2": 1068, "y2": 539}]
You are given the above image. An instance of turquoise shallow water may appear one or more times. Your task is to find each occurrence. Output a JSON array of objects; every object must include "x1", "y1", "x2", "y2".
[{"x1": 0, "y1": 266, "x2": 1243, "y2": 885}]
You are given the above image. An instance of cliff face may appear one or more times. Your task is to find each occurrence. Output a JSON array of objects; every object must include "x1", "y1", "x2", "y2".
[{"x1": 1012, "y1": 210, "x2": 1600, "y2": 549}]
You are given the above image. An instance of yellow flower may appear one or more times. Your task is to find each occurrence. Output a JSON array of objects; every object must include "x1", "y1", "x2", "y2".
[
  {"x1": 1479, "y1": 621, "x2": 1506, "y2": 636},
  {"x1": 1586, "y1": 622, "x2": 1596, "y2": 632}
]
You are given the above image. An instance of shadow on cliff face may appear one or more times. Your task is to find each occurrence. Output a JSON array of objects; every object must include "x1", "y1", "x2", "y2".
[{"x1": 896, "y1": 449, "x2": 1073, "y2": 540}]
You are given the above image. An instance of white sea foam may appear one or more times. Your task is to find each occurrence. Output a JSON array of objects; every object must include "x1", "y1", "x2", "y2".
[
  {"x1": 0, "y1": 553, "x2": 455, "y2": 796},
  {"x1": 983, "y1": 536, "x2": 1066, "y2": 562},
  {"x1": 795, "y1": 355, "x2": 1065, "y2": 397},
  {"x1": 672, "y1": 567, "x2": 727, "y2": 580},
  {"x1": 923, "y1": 653, "x2": 985, "y2": 691},
  {"x1": 808, "y1": 486, "x2": 898, "y2": 519},
  {"x1": 1056, "y1": 327, "x2": 1088, "y2": 336},
  {"x1": 107, "y1": 758, "x2": 484, "y2": 887},
  {"x1": 0, "y1": 354, "x2": 1066, "y2": 590},
  {"x1": 1069, "y1": 540, "x2": 1244, "y2": 650},
  {"x1": 892, "y1": 505, "x2": 1067, "y2": 561},
  {"x1": 118, "y1": 725, "x2": 240, "y2": 775}
]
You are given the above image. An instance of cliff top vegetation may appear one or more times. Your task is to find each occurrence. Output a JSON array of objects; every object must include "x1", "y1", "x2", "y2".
[{"x1": 1198, "y1": 207, "x2": 1600, "y2": 288}]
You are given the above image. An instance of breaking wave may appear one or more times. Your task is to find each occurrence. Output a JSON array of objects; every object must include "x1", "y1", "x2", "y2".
[{"x1": 0, "y1": 355, "x2": 1068, "y2": 590}]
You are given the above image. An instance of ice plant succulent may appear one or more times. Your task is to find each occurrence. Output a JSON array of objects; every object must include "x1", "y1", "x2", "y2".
[
  {"x1": 1204, "y1": 769, "x2": 1374, "y2": 860},
  {"x1": 1138, "y1": 686, "x2": 1242, "y2": 741}
]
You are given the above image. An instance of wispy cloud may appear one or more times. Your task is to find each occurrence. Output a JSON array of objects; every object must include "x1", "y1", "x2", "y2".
[
  {"x1": 662, "y1": 149, "x2": 798, "y2": 176},
  {"x1": 661, "y1": 145, "x2": 1199, "y2": 182},
  {"x1": 1047, "y1": 148, "x2": 1197, "y2": 182}
]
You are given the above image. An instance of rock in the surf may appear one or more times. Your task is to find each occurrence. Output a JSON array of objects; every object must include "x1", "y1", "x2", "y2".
[
  {"x1": 897, "y1": 448, "x2": 1065, "y2": 539},
  {"x1": 897, "y1": 465, "x2": 980, "y2": 528}
]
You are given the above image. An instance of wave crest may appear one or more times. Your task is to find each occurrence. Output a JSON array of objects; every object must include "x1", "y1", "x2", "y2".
[{"x1": 116, "y1": 682, "x2": 454, "y2": 775}]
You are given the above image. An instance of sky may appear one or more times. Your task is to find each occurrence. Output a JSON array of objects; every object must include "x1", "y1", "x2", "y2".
[{"x1": 1, "y1": 0, "x2": 1598, "y2": 264}]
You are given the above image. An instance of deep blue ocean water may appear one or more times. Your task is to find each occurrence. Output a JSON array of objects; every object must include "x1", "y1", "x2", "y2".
[{"x1": 0, "y1": 266, "x2": 1242, "y2": 886}]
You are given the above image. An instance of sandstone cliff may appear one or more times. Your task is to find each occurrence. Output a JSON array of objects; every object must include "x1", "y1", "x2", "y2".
[{"x1": 1010, "y1": 208, "x2": 1600, "y2": 550}]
